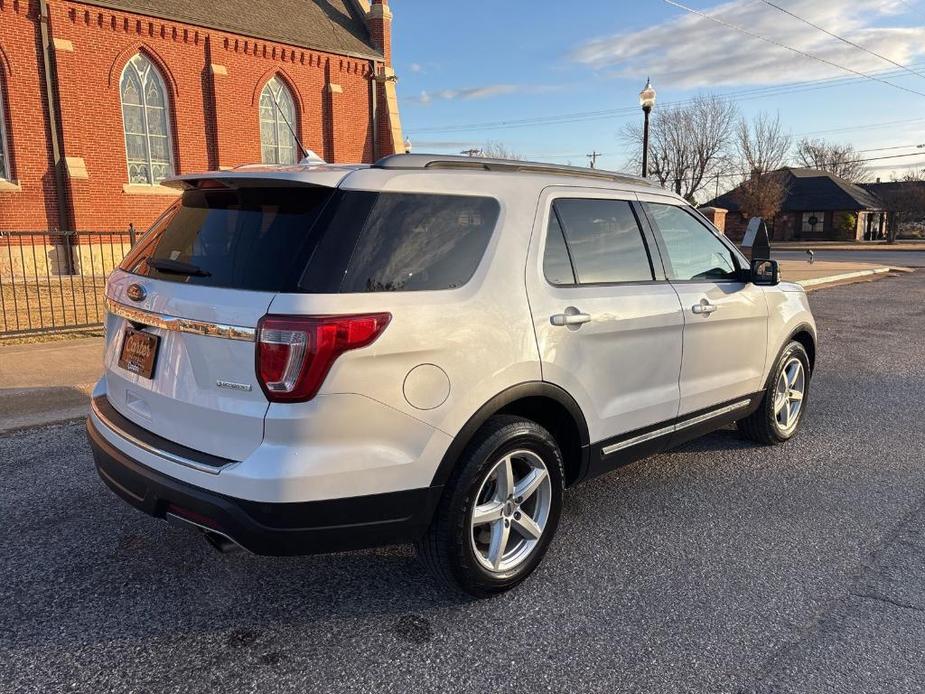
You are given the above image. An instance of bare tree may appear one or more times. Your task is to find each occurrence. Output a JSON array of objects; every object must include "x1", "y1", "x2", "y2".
[
  {"x1": 735, "y1": 112, "x2": 791, "y2": 176},
  {"x1": 622, "y1": 95, "x2": 738, "y2": 203},
  {"x1": 875, "y1": 171, "x2": 925, "y2": 242},
  {"x1": 478, "y1": 141, "x2": 523, "y2": 161},
  {"x1": 795, "y1": 138, "x2": 867, "y2": 182},
  {"x1": 733, "y1": 170, "x2": 789, "y2": 224}
]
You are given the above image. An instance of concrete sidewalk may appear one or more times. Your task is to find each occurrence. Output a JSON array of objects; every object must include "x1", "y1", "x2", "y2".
[
  {"x1": 0, "y1": 260, "x2": 912, "y2": 434},
  {"x1": 774, "y1": 241, "x2": 925, "y2": 251},
  {"x1": 778, "y1": 259, "x2": 911, "y2": 289},
  {"x1": 0, "y1": 337, "x2": 102, "y2": 434}
]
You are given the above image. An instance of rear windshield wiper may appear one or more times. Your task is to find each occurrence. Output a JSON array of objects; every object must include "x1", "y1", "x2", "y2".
[{"x1": 146, "y1": 257, "x2": 212, "y2": 277}]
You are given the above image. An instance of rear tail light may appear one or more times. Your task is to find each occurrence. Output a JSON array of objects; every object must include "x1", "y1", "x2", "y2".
[{"x1": 256, "y1": 313, "x2": 391, "y2": 403}]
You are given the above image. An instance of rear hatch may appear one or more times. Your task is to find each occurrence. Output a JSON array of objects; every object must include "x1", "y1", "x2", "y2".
[{"x1": 103, "y1": 181, "x2": 336, "y2": 460}]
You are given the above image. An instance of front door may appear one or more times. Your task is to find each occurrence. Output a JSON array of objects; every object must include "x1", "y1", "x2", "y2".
[
  {"x1": 526, "y1": 190, "x2": 685, "y2": 450},
  {"x1": 641, "y1": 199, "x2": 769, "y2": 416}
]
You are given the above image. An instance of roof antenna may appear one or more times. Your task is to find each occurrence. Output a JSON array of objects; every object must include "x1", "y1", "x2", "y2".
[{"x1": 268, "y1": 90, "x2": 324, "y2": 164}]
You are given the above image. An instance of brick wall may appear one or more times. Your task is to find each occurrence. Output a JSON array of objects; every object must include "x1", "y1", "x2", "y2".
[
  {"x1": 0, "y1": 0, "x2": 395, "y2": 232},
  {"x1": 0, "y1": 0, "x2": 61, "y2": 231}
]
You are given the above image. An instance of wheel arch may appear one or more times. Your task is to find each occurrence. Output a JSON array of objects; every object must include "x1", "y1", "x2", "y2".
[
  {"x1": 765, "y1": 322, "x2": 816, "y2": 389},
  {"x1": 431, "y1": 382, "x2": 590, "y2": 488}
]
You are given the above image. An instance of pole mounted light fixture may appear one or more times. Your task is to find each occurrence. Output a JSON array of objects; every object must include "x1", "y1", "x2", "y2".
[{"x1": 639, "y1": 78, "x2": 656, "y2": 178}]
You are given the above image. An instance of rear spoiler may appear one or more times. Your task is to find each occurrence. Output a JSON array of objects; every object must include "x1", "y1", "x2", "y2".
[{"x1": 162, "y1": 164, "x2": 367, "y2": 191}]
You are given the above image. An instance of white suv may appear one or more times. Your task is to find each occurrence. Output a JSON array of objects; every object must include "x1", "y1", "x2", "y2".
[{"x1": 87, "y1": 154, "x2": 816, "y2": 596}]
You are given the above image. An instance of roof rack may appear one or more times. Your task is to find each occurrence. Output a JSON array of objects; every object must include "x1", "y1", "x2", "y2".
[{"x1": 372, "y1": 154, "x2": 653, "y2": 187}]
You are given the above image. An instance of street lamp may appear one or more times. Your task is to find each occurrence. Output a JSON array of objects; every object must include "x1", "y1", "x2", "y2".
[{"x1": 639, "y1": 78, "x2": 656, "y2": 178}]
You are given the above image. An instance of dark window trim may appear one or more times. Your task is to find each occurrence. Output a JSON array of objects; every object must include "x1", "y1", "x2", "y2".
[{"x1": 541, "y1": 195, "x2": 660, "y2": 289}]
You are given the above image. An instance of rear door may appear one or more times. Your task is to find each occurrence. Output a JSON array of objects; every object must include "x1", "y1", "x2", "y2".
[
  {"x1": 103, "y1": 184, "x2": 333, "y2": 460},
  {"x1": 640, "y1": 198, "x2": 768, "y2": 415},
  {"x1": 526, "y1": 189, "x2": 684, "y2": 450}
]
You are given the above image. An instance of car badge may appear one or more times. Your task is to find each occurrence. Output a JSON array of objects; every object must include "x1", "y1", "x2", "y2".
[{"x1": 126, "y1": 283, "x2": 147, "y2": 302}]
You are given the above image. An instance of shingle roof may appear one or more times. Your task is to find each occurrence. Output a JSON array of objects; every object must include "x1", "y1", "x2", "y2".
[
  {"x1": 708, "y1": 167, "x2": 885, "y2": 212},
  {"x1": 79, "y1": 0, "x2": 381, "y2": 60}
]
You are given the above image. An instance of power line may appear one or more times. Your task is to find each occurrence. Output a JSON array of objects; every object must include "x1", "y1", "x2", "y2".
[
  {"x1": 897, "y1": 0, "x2": 925, "y2": 20},
  {"x1": 661, "y1": 0, "x2": 925, "y2": 98},
  {"x1": 700, "y1": 151, "x2": 925, "y2": 182},
  {"x1": 797, "y1": 116, "x2": 925, "y2": 136},
  {"x1": 757, "y1": 0, "x2": 925, "y2": 81},
  {"x1": 409, "y1": 61, "x2": 925, "y2": 135}
]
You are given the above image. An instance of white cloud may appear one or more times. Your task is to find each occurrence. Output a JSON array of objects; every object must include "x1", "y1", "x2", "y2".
[
  {"x1": 570, "y1": 0, "x2": 925, "y2": 88},
  {"x1": 407, "y1": 83, "x2": 561, "y2": 105},
  {"x1": 410, "y1": 63, "x2": 423, "y2": 73}
]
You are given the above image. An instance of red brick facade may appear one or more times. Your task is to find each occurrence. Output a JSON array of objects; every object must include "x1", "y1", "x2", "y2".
[{"x1": 0, "y1": 0, "x2": 401, "y2": 232}]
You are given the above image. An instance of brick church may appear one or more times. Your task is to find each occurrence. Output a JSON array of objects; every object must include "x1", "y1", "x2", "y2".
[{"x1": 0, "y1": 0, "x2": 405, "y2": 232}]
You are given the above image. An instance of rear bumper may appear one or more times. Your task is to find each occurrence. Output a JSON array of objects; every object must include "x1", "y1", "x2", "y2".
[{"x1": 87, "y1": 415, "x2": 443, "y2": 556}]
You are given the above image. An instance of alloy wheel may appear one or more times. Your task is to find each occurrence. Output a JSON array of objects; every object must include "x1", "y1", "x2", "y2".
[
  {"x1": 774, "y1": 356, "x2": 806, "y2": 434},
  {"x1": 469, "y1": 449, "x2": 552, "y2": 573}
]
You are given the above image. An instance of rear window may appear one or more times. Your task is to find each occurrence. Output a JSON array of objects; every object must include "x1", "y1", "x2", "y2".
[
  {"x1": 120, "y1": 187, "x2": 332, "y2": 291},
  {"x1": 122, "y1": 188, "x2": 499, "y2": 293}
]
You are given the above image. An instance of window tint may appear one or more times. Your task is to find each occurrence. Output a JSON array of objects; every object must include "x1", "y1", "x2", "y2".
[
  {"x1": 121, "y1": 187, "x2": 332, "y2": 291},
  {"x1": 553, "y1": 199, "x2": 653, "y2": 284},
  {"x1": 300, "y1": 192, "x2": 499, "y2": 293},
  {"x1": 647, "y1": 203, "x2": 739, "y2": 281},
  {"x1": 543, "y1": 212, "x2": 576, "y2": 285},
  {"x1": 123, "y1": 189, "x2": 499, "y2": 293}
]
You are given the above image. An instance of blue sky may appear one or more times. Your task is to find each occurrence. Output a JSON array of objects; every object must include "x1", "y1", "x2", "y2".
[{"x1": 390, "y1": 0, "x2": 925, "y2": 180}]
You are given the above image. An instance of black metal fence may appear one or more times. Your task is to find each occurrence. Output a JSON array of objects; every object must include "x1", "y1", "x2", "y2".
[{"x1": 0, "y1": 229, "x2": 136, "y2": 337}]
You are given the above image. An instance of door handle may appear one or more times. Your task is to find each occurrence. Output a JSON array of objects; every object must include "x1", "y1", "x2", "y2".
[
  {"x1": 550, "y1": 308, "x2": 592, "y2": 327},
  {"x1": 691, "y1": 300, "x2": 717, "y2": 315}
]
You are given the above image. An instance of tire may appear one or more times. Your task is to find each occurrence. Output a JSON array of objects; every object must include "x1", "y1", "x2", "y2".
[
  {"x1": 416, "y1": 415, "x2": 565, "y2": 598},
  {"x1": 737, "y1": 340, "x2": 811, "y2": 445}
]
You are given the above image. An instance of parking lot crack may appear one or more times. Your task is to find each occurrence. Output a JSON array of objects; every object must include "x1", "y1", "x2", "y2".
[{"x1": 848, "y1": 590, "x2": 925, "y2": 613}]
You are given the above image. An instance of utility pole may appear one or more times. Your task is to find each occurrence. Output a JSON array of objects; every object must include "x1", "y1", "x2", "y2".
[{"x1": 587, "y1": 151, "x2": 601, "y2": 169}]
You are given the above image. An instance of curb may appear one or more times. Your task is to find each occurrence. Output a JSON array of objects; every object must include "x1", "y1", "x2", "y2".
[
  {"x1": 775, "y1": 245, "x2": 925, "y2": 252},
  {"x1": 796, "y1": 266, "x2": 908, "y2": 289}
]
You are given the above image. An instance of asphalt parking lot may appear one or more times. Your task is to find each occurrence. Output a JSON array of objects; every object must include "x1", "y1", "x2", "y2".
[{"x1": 2, "y1": 272, "x2": 924, "y2": 693}]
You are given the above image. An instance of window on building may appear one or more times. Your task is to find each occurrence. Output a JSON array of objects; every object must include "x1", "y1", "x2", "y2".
[
  {"x1": 550, "y1": 198, "x2": 654, "y2": 284},
  {"x1": 647, "y1": 203, "x2": 739, "y2": 281},
  {"x1": 120, "y1": 53, "x2": 174, "y2": 185},
  {"x1": 0, "y1": 82, "x2": 9, "y2": 181},
  {"x1": 259, "y1": 77, "x2": 298, "y2": 165},
  {"x1": 802, "y1": 211, "x2": 825, "y2": 233}
]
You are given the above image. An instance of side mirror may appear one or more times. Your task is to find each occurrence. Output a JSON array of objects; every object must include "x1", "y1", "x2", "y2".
[{"x1": 751, "y1": 258, "x2": 779, "y2": 286}]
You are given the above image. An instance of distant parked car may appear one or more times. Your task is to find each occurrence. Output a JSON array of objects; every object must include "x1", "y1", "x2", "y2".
[{"x1": 87, "y1": 154, "x2": 817, "y2": 596}]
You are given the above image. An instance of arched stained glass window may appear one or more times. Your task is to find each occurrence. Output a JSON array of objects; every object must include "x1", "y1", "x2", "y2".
[
  {"x1": 0, "y1": 81, "x2": 9, "y2": 181},
  {"x1": 259, "y1": 77, "x2": 298, "y2": 165},
  {"x1": 120, "y1": 54, "x2": 174, "y2": 184}
]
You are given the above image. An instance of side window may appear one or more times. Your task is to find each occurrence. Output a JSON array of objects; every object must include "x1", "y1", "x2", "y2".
[
  {"x1": 300, "y1": 192, "x2": 500, "y2": 293},
  {"x1": 552, "y1": 198, "x2": 653, "y2": 284},
  {"x1": 647, "y1": 203, "x2": 738, "y2": 281},
  {"x1": 543, "y1": 212, "x2": 576, "y2": 285}
]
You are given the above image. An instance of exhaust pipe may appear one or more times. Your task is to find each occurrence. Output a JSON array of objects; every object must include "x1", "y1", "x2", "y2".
[
  {"x1": 202, "y1": 528, "x2": 243, "y2": 554},
  {"x1": 165, "y1": 512, "x2": 245, "y2": 554}
]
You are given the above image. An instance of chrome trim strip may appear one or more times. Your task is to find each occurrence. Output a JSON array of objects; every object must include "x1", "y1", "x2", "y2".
[
  {"x1": 601, "y1": 399, "x2": 752, "y2": 457},
  {"x1": 90, "y1": 397, "x2": 226, "y2": 476},
  {"x1": 675, "y1": 399, "x2": 752, "y2": 432},
  {"x1": 106, "y1": 299, "x2": 256, "y2": 342},
  {"x1": 601, "y1": 423, "x2": 675, "y2": 456}
]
